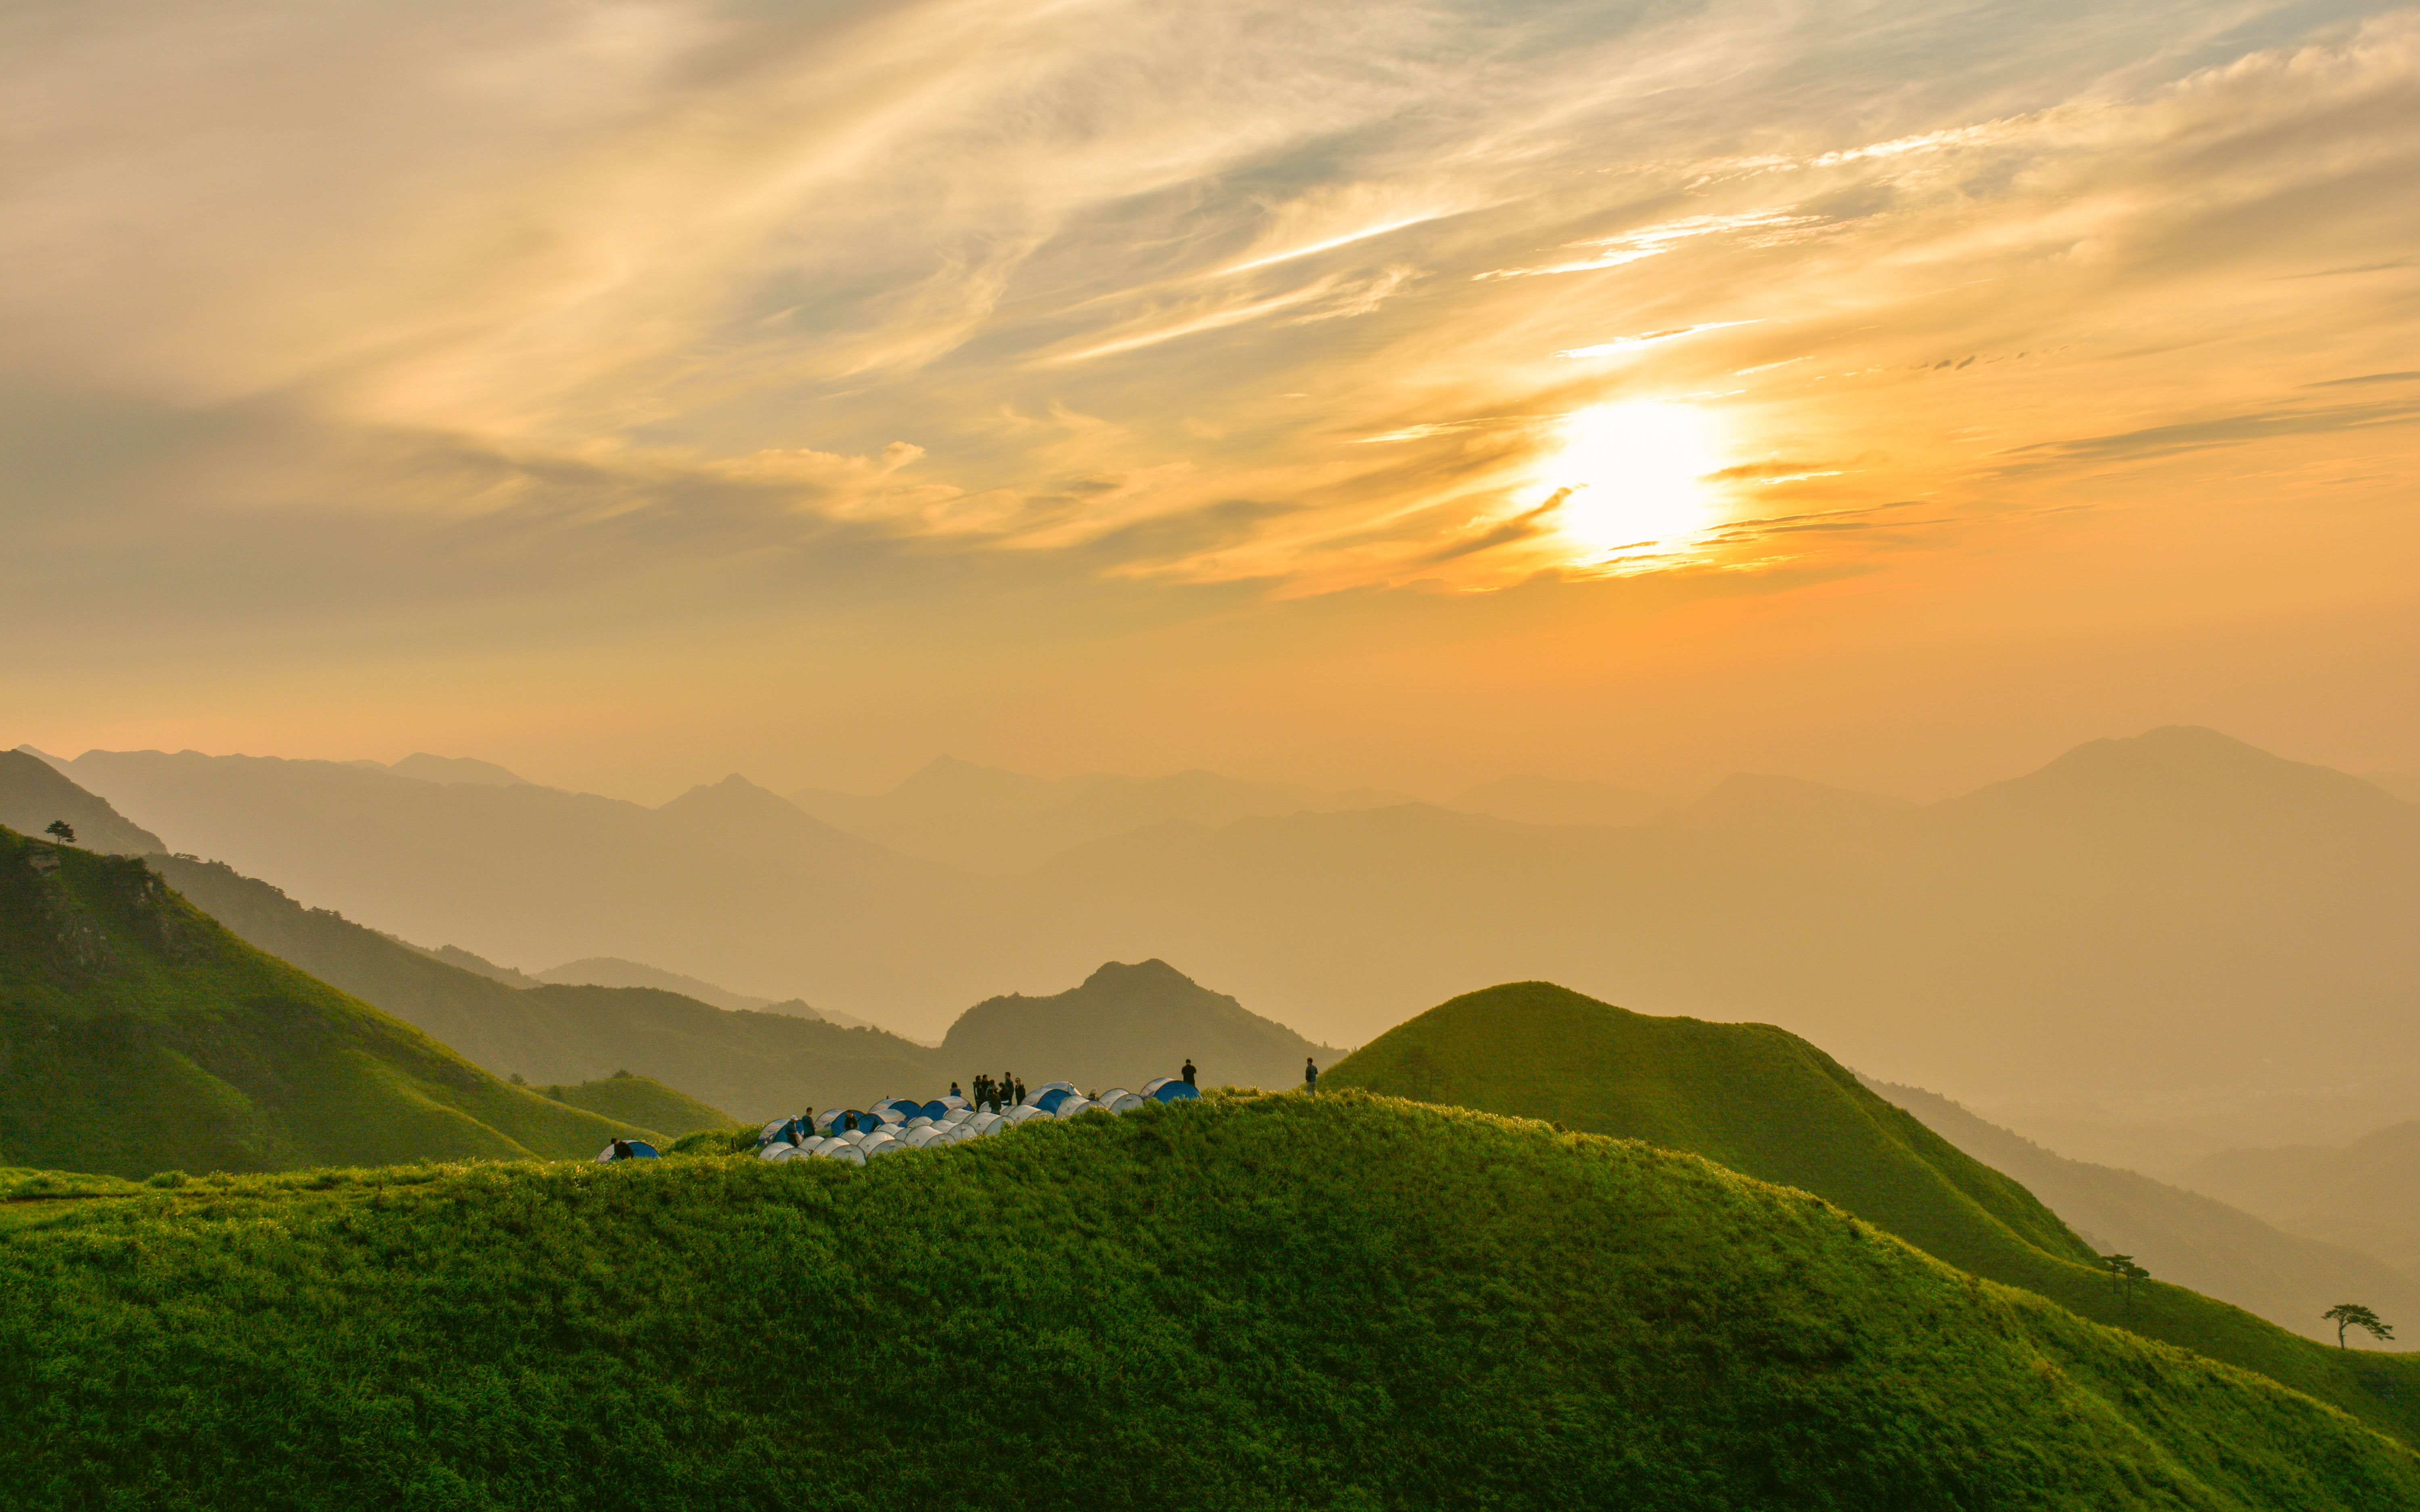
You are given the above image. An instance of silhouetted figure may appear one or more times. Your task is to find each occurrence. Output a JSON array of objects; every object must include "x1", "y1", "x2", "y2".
[
  {"x1": 1182, "y1": 1058, "x2": 1197, "y2": 1087},
  {"x1": 1013, "y1": 1077, "x2": 1026, "y2": 1105},
  {"x1": 949, "y1": 1081, "x2": 962, "y2": 1100},
  {"x1": 612, "y1": 1139, "x2": 632, "y2": 1160},
  {"x1": 1304, "y1": 1058, "x2": 1318, "y2": 1094}
]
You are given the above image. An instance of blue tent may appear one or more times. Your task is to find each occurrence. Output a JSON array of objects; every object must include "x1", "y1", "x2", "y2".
[
  {"x1": 1034, "y1": 1087, "x2": 1076, "y2": 1115},
  {"x1": 595, "y1": 1139, "x2": 661, "y2": 1162},
  {"x1": 919, "y1": 1100, "x2": 951, "y2": 1122},
  {"x1": 1150, "y1": 1081, "x2": 1200, "y2": 1103}
]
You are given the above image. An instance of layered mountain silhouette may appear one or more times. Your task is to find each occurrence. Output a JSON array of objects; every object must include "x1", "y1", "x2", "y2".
[
  {"x1": 0, "y1": 825, "x2": 649, "y2": 1173},
  {"x1": 1325, "y1": 980, "x2": 2420, "y2": 1444},
  {"x1": 42, "y1": 728, "x2": 2420, "y2": 1111},
  {"x1": 1444, "y1": 773, "x2": 1669, "y2": 827},
  {"x1": 146, "y1": 852, "x2": 1300, "y2": 1115},
  {"x1": 792, "y1": 754, "x2": 1412, "y2": 872},
  {"x1": 1870, "y1": 1077, "x2": 2420, "y2": 1344},
  {"x1": 2185, "y1": 1121, "x2": 2420, "y2": 1281},
  {"x1": 0, "y1": 750, "x2": 164, "y2": 855}
]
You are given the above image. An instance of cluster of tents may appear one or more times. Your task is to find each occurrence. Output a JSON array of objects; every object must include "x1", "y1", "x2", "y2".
[{"x1": 752, "y1": 1077, "x2": 1202, "y2": 1166}]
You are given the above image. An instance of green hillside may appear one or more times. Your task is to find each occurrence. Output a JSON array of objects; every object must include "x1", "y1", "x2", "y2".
[
  {"x1": 1327, "y1": 981, "x2": 2420, "y2": 1444},
  {"x1": 149, "y1": 854, "x2": 937, "y2": 1118},
  {"x1": 5, "y1": 1092, "x2": 2416, "y2": 1509},
  {"x1": 0, "y1": 749, "x2": 164, "y2": 855},
  {"x1": 533, "y1": 1072, "x2": 739, "y2": 1136},
  {"x1": 0, "y1": 826, "x2": 646, "y2": 1175}
]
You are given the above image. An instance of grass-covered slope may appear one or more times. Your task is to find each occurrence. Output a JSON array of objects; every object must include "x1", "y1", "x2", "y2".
[
  {"x1": 0, "y1": 749, "x2": 164, "y2": 856},
  {"x1": 532, "y1": 1072, "x2": 739, "y2": 1136},
  {"x1": 1327, "y1": 982, "x2": 2420, "y2": 1445},
  {"x1": 4, "y1": 1093, "x2": 2416, "y2": 1510},
  {"x1": 0, "y1": 827, "x2": 645, "y2": 1175}
]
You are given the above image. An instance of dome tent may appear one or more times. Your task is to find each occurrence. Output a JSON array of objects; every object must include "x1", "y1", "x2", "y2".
[
  {"x1": 1033, "y1": 1087, "x2": 1077, "y2": 1115},
  {"x1": 1149, "y1": 1080, "x2": 1200, "y2": 1104},
  {"x1": 817, "y1": 1143, "x2": 866, "y2": 1166},
  {"x1": 1098, "y1": 1089, "x2": 1145, "y2": 1114},
  {"x1": 1053, "y1": 1097, "x2": 1098, "y2": 1120},
  {"x1": 595, "y1": 1139, "x2": 661, "y2": 1163}
]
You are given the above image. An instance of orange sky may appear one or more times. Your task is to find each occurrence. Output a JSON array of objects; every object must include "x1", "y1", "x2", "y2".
[{"x1": 6, "y1": 0, "x2": 2418, "y2": 800}]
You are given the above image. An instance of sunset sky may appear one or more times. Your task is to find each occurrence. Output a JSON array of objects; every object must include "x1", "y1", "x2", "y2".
[{"x1": 8, "y1": 0, "x2": 2418, "y2": 801}]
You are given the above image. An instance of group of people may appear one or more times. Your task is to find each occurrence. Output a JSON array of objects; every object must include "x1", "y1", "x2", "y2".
[{"x1": 957, "y1": 1073, "x2": 1027, "y2": 1112}]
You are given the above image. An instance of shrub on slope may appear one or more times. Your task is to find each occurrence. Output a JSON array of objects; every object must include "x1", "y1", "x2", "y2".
[
  {"x1": 0, "y1": 827, "x2": 646, "y2": 1175},
  {"x1": 2, "y1": 1093, "x2": 2414, "y2": 1510},
  {"x1": 1326, "y1": 982, "x2": 2420, "y2": 1445}
]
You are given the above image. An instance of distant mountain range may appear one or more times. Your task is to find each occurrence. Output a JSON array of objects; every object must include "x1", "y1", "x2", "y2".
[
  {"x1": 148, "y1": 851, "x2": 1314, "y2": 1116},
  {"x1": 791, "y1": 754, "x2": 1413, "y2": 873},
  {"x1": 28, "y1": 727, "x2": 2420, "y2": 1120},
  {"x1": 1868, "y1": 1078, "x2": 2420, "y2": 1345},
  {"x1": 2184, "y1": 1121, "x2": 2420, "y2": 1281},
  {"x1": 1326, "y1": 981, "x2": 2420, "y2": 1445}
]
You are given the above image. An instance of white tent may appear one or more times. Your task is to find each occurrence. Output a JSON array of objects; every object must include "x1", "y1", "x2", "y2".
[
  {"x1": 757, "y1": 1142, "x2": 796, "y2": 1160},
  {"x1": 817, "y1": 1144, "x2": 866, "y2": 1166},
  {"x1": 1098, "y1": 1089, "x2": 1146, "y2": 1114},
  {"x1": 1054, "y1": 1097, "x2": 1098, "y2": 1120}
]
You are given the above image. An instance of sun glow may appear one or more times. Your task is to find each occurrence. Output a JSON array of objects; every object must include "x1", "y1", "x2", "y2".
[{"x1": 1544, "y1": 401, "x2": 1722, "y2": 550}]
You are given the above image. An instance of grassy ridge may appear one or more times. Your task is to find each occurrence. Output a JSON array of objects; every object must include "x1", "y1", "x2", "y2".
[
  {"x1": 0, "y1": 827, "x2": 651, "y2": 1173},
  {"x1": 1327, "y1": 982, "x2": 2420, "y2": 1445},
  {"x1": 4, "y1": 1092, "x2": 2417, "y2": 1509}
]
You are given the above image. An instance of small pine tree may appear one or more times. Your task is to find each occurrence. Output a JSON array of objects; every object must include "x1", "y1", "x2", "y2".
[
  {"x1": 2323, "y1": 1304, "x2": 2394, "y2": 1349},
  {"x1": 44, "y1": 820, "x2": 75, "y2": 845}
]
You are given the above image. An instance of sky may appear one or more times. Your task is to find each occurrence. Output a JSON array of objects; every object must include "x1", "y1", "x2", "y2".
[{"x1": 6, "y1": 0, "x2": 2418, "y2": 803}]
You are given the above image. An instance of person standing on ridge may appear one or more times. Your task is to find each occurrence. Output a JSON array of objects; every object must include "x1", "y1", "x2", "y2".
[
  {"x1": 1182, "y1": 1058, "x2": 1196, "y2": 1088},
  {"x1": 1013, "y1": 1076, "x2": 1026, "y2": 1105},
  {"x1": 1304, "y1": 1058, "x2": 1318, "y2": 1094},
  {"x1": 948, "y1": 1081, "x2": 962, "y2": 1102}
]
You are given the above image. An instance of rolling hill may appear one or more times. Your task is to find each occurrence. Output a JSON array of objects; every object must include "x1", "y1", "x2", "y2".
[
  {"x1": 1325, "y1": 981, "x2": 2420, "y2": 1445},
  {"x1": 1871, "y1": 1078, "x2": 2420, "y2": 1345},
  {"x1": 0, "y1": 825, "x2": 647, "y2": 1175},
  {"x1": 2, "y1": 1092, "x2": 2415, "y2": 1508}
]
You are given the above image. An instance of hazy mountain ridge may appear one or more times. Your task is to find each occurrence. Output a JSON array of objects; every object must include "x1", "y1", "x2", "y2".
[
  {"x1": 46, "y1": 727, "x2": 2420, "y2": 1108},
  {"x1": 0, "y1": 825, "x2": 645, "y2": 1174},
  {"x1": 792, "y1": 754, "x2": 1416, "y2": 872},
  {"x1": 144, "y1": 852, "x2": 1302, "y2": 1116},
  {"x1": 2185, "y1": 1121, "x2": 2420, "y2": 1281},
  {"x1": 0, "y1": 750, "x2": 165, "y2": 856},
  {"x1": 938, "y1": 958, "x2": 1336, "y2": 1092},
  {"x1": 1867, "y1": 1077, "x2": 2420, "y2": 1344}
]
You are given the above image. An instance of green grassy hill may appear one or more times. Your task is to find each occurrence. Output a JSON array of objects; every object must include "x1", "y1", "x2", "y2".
[
  {"x1": 1327, "y1": 981, "x2": 2420, "y2": 1445},
  {"x1": 0, "y1": 826, "x2": 649, "y2": 1175},
  {"x1": 532, "y1": 1072, "x2": 739, "y2": 1137},
  {"x1": 4, "y1": 1092, "x2": 2416, "y2": 1509}
]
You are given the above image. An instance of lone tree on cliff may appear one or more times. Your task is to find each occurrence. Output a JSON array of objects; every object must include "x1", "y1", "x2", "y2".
[
  {"x1": 2323, "y1": 1304, "x2": 2394, "y2": 1349},
  {"x1": 44, "y1": 820, "x2": 74, "y2": 845}
]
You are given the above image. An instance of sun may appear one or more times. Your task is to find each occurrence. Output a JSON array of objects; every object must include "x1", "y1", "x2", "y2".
[{"x1": 1541, "y1": 400, "x2": 1722, "y2": 549}]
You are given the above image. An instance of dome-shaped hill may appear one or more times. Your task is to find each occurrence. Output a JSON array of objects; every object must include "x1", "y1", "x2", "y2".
[
  {"x1": 0, "y1": 825, "x2": 653, "y2": 1175},
  {"x1": 2, "y1": 1092, "x2": 2414, "y2": 1508},
  {"x1": 1327, "y1": 981, "x2": 2420, "y2": 1445}
]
